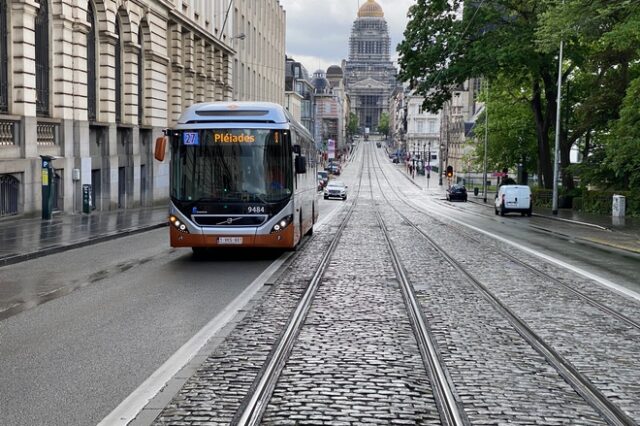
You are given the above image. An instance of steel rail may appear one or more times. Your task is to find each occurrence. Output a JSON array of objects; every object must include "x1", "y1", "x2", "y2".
[
  {"x1": 364, "y1": 142, "x2": 468, "y2": 426},
  {"x1": 374, "y1": 148, "x2": 640, "y2": 333},
  {"x1": 233, "y1": 144, "x2": 368, "y2": 426},
  {"x1": 370, "y1": 147, "x2": 636, "y2": 426}
]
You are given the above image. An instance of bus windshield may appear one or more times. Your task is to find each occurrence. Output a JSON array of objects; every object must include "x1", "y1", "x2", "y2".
[{"x1": 170, "y1": 128, "x2": 292, "y2": 203}]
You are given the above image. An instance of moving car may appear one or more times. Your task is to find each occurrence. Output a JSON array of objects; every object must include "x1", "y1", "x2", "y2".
[
  {"x1": 317, "y1": 171, "x2": 329, "y2": 190},
  {"x1": 446, "y1": 184, "x2": 467, "y2": 202},
  {"x1": 495, "y1": 185, "x2": 532, "y2": 216},
  {"x1": 324, "y1": 180, "x2": 348, "y2": 200}
]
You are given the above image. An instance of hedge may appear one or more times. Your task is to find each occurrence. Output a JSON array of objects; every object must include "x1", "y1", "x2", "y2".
[{"x1": 532, "y1": 188, "x2": 639, "y2": 216}]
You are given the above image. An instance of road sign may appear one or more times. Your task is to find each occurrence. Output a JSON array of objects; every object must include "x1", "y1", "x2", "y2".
[{"x1": 492, "y1": 172, "x2": 507, "y2": 177}]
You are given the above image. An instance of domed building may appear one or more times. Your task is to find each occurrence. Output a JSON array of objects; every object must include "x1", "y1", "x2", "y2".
[
  {"x1": 326, "y1": 65, "x2": 344, "y2": 89},
  {"x1": 312, "y1": 70, "x2": 331, "y2": 95},
  {"x1": 344, "y1": 0, "x2": 398, "y2": 132}
]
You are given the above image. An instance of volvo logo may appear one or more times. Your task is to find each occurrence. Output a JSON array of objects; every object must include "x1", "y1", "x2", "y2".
[{"x1": 217, "y1": 216, "x2": 241, "y2": 225}]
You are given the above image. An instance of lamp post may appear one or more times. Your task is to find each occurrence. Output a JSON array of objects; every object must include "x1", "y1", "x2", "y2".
[
  {"x1": 482, "y1": 79, "x2": 489, "y2": 203},
  {"x1": 427, "y1": 140, "x2": 431, "y2": 189},
  {"x1": 552, "y1": 0, "x2": 565, "y2": 215}
]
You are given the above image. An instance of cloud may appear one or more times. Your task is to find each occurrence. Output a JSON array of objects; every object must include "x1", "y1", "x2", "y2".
[{"x1": 280, "y1": 0, "x2": 413, "y2": 74}]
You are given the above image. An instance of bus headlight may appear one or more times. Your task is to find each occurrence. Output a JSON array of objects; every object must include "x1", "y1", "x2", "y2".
[
  {"x1": 170, "y1": 215, "x2": 190, "y2": 234},
  {"x1": 270, "y1": 215, "x2": 293, "y2": 234}
]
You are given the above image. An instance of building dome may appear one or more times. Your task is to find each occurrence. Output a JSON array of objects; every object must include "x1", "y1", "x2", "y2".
[
  {"x1": 358, "y1": 0, "x2": 384, "y2": 18},
  {"x1": 326, "y1": 65, "x2": 343, "y2": 79},
  {"x1": 312, "y1": 69, "x2": 330, "y2": 93}
]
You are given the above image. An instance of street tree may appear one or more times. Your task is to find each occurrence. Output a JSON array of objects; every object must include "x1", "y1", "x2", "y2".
[
  {"x1": 377, "y1": 112, "x2": 390, "y2": 137},
  {"x1": 347, "y1": 112, "x2": 359, "y2": 138},
  {"x1": 472, "y1": 76, "x2": 538, "y2": 182},
  {"x1": 397, "y1": 0, "x2": 569, "y2": 189}
]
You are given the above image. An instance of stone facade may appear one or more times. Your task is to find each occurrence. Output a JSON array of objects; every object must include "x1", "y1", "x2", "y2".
[
  {"x1": 343, "y1": 0, "x2": 398, "y2": 133},
  {"x1": 0, "y1": 0, "x2": 285, "y2": 217},
  {"x1": 406, "y1": 92, "x2": 440, "y2": 172},
  {"x1": 231, "y1": 0, "x2": 285, "y2": 105}
]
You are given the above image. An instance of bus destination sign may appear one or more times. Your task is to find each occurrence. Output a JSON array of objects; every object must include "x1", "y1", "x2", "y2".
[{"x1": 213, "y1": 132, "x2": 256, "y2": 144}]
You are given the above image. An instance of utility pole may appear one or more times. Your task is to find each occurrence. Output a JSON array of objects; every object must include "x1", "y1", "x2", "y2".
[
  {"x1": 552, "y1": 1, "x2": 564, "y2": 215},
  {"x1": 482, "y1": 79, "x2": 489, "y2": 203}
]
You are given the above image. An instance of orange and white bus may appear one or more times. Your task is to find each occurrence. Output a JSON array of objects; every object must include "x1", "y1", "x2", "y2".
[{"x1": 154, "y1": 102, "x2": 318, "y2": 252}]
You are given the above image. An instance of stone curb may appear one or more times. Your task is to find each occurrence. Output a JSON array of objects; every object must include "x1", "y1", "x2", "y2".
[{"x1": 0, "y1": 222, "x2": 168, "y2": 268}]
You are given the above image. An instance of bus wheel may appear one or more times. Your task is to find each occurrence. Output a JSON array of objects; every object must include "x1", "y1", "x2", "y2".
[
  {"x1": 305, "y1": 206, "x2": 314, "y2": 236},
  {"x1": 192, "y1": 247, "x2": 207, "y2": 258}
]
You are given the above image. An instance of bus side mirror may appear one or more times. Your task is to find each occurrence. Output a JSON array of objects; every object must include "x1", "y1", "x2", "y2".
[
  {"x1": 154, "y1": 136, "x2": 167, "y2": 162},
  {"x1": 295, "y1": 156, "x2": 307, "y2": 174},
  {"x1": 293, "y1": 144, "x2": 301, "y2": 154}
]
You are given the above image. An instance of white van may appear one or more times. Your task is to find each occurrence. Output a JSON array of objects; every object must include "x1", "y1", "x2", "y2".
[{"x1": 495, "y1": 185, "x2": 532, "y2": 216}]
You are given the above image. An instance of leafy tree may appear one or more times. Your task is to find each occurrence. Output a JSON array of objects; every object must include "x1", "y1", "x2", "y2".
[
  {"x1": 538, "y1": 0, "x2": 640, "y2": 190},
  {"x1": 398, "y1": 0, "x2": 569, "y2": 189},
  {"x1": 347, "y1": 112, "x2": 359, "y2": 138},
  {"x1": 377, "y1": 112, "x2": 390, "y2": 136},
  {"x1": 472, "y1": 76, "x2": 538, "y2": 179}
]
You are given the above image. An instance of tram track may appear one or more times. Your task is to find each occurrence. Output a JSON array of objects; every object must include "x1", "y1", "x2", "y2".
[
  {"x1": 238, "y1": 142, "x2": 468, "y2": 425},
  {"x1": 233, "y1": 142, "x2": 370, "y2": 426},
  {"x1": 374, "y1": 147, "x2": 640, "y2": 333},
  {"x1": 366, "y1": 146, "x2": 468, "y2": 426},
  {"x1": 370, "y1": 145, "x2": 637, "y2": 425}
]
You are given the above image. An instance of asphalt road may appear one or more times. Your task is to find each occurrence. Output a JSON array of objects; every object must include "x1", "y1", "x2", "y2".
[
  {"x1": 0, "y1": 194, "x2": 345, "y2": 426},
  {"x1": 0, "y1": 230, "x2": 282, "y2": 425}
]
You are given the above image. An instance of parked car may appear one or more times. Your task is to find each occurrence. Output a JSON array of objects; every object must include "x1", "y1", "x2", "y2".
[
  {"x1": 317, "y1": 171, "x2": 329, "y2": 190},
  {"x1": 323, "y1": 180, "x2": 348, "y2": 200},
  {"x1": 325, "y1": 163, "x2": 341, "y2": 175},
  {"x1": 495, "y1": 185, "x2": 532, "y2": 216},
  {"x1": 446, "y1": 184, "x2": 467, "y2": 202},
  {"x1": 376, "y1": 141, "x2": 381, "y2": 148}
]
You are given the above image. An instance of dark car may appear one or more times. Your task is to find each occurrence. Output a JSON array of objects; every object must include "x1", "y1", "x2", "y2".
[
  {"x1": 325, "y1": 163, "x2": 341, "y2": 175},
  {"x1": 446, "y1": 184, "x2": 468, "y2": 202}
]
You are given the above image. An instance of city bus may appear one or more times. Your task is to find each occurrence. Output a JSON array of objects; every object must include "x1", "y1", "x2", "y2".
[{"x1": 154, "y1": 102, "x2": 318, "y2": 252}]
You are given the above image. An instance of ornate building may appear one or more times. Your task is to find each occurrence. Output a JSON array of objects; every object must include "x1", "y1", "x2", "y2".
[
  {"x1": 343, "y1": 0, "x2": 398, "y2": 133},
  {"x1": 0, "y1": 0, "x2": 285, "y2": 218}
]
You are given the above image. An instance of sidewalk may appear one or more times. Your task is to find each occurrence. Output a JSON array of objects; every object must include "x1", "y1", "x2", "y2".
[
  {"x1": 0, "y1": 206, "x2": 168, "y2": 267},
  {"x1": 395, "y1": 162, "x2": 640, "y2": 256}
]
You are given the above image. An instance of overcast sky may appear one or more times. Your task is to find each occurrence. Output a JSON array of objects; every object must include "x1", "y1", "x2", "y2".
[{"x1": 278, "y1": 0, "x2": 415, "y2": 75}]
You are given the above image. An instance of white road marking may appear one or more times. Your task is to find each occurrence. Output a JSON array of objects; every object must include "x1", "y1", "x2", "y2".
[
  {"x1": 98, "y1": 254, "x2": 291, "y2": 426},
  {"x1": 100, "y1": 204, "x2": 341, "y2": 426},
  {"x1": 412, "y1": 198, "x2": 640, "y2": 303}
]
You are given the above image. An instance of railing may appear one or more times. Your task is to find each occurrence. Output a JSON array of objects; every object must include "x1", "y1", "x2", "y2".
[
  {"x1": 37, "y1": 122, "x2": 58, "y2": 146},
  {"x1": 0, "y1": 119, "x2": 15, "y2": 146}
]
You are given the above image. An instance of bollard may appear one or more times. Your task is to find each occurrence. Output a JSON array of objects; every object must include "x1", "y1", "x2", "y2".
[{"x1": 612, "y1": 194, "x2": 626, "y2": 217}]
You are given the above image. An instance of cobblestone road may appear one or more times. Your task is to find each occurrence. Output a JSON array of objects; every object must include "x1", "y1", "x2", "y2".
[{"x1": 148, "y1": 144, "x2": 639, "y2": 425}]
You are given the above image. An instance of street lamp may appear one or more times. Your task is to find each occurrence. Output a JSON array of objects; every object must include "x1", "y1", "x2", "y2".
[{"x1": 482, "y1": 79, "x2": 489, "y2": 203}]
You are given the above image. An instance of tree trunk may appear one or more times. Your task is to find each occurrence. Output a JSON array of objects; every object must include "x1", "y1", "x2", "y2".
[{"x1": 530, "y1": 78, "x2": 553, "y2": 189}]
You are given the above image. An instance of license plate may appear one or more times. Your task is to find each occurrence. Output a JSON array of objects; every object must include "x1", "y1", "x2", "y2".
[{"x1": 218, "y1": 237, "x2": 243, "y2": 245}]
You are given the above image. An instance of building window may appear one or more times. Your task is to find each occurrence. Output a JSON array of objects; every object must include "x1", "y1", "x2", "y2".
[
  {"x1": 115, "y1": 16, "x2": 122, "y2": 123},
  {"x1": 0, "y1": 174, "x2": 19, "y2": 217},
  {"x1": 87, "y1": 2, "x2": 97, "y2": 121},
  {"x1": 0, "y1": 0, "x2": 8, "y2": 112},
  {"x1": 137, "y1": 26, "x2": 144, "y2": 122},
  {"x1": 35, "y1": 0, "x2": 50, "y2": 116}
]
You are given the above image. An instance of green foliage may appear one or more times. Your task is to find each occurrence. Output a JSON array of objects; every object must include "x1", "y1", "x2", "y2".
[
  {"x1": 472, "y1": 77, "x2": 538, "y2": 174},
  {"x1": 580, "y1": 191, "x2": 640, "y2": 217},
  {"x1": 377, "y1": 112, "x2": 390, "y2": 136},
  {"x1": 398, "y1": 0, "x2": 640, "y2": 195},
  {"x1": 347, "y1": 112, "x2": 359, "y2": 136}
]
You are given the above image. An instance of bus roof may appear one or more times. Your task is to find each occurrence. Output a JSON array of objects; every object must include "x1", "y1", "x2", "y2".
[{"x1": 177, "y1": 102, "x2": 290, "y2": 125}]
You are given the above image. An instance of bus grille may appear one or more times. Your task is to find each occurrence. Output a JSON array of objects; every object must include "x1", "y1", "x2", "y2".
[{"x1": 191, "y1": 215, "x2": 268, "y2": 227}]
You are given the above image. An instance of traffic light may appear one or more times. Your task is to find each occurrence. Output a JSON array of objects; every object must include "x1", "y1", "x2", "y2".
[{"x1": 446, "y1": 165, "x2": 454, "y2": 178}]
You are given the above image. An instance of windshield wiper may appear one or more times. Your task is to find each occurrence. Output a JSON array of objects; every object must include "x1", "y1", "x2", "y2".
[{"x1": 223, "y1": 191, "x2": 270, "y2": 204}]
